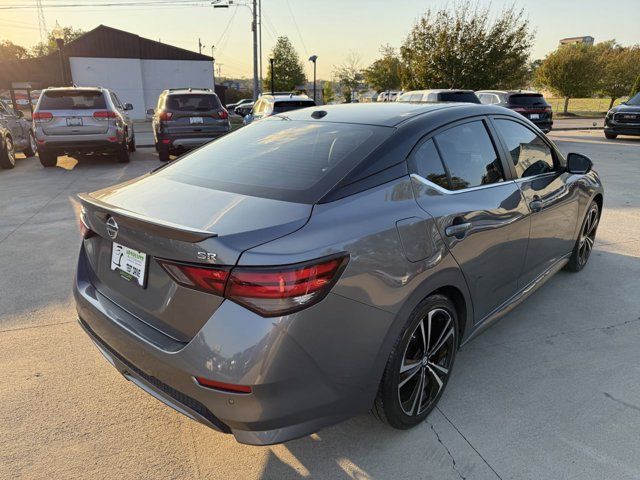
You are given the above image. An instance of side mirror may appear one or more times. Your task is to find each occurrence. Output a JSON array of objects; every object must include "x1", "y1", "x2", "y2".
[
  {"x1": 566, "y1": 152, "x2": 593, "y2": 174},
  {"x1": 146, "y1": 108, "x2": 155, "y2": 116},
  {"x1": 124, "y1": 103, "x2": 134, "y2": 111},
  {"x1": 243, "y1": 114, "x2": 254, "y2": 125}
]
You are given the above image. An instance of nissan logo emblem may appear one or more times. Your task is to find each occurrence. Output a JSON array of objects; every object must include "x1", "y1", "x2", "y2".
[{"x1": 106, "y1": 216, "x2": 119, "y2": 240}]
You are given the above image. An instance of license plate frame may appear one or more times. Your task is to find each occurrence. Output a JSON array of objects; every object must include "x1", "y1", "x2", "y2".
[
  {"x1": 190, "y1": 116, "x2": 204, "y2": 124},
  {"x1": 110, "y1": 242, "x2": 148, "y2": 288},
  {"x1": 66, "y1": 117, "x2": 83, "y2": 127}
]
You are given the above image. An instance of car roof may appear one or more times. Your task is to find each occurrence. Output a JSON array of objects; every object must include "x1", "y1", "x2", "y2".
[
  {"x1": 477, "y1": 90, "x2": 542, "y2": 95},
  {"x1": 278, "y1": 102, "x2": 487, "y2": 127},
  {"x1": 165, "y1": 88, "x2": 216, "y2": 95},
  {"x1": 260, "y1": 94, "x2": 312, "y2": 102},
  {"x1": 44, "y1": 86, "x2": 105, "y2": 92}
]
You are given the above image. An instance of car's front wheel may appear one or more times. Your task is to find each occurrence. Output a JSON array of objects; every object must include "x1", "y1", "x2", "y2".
[
  {"x1": 128, "y1": 133, "x2": 136, "y2": 152},
  {"x1": 0, "y1": 136, "x2": 16, "y2": 169},
  {"x1": 117, "y1": 139, "x2": 130, "y2": 163},
  {"x1": 604, "y1": 132, "x2": 617, "y2": 140},
  {"x1": 373, "y1": 294, "x2": 458, "y2": 429},
  {"x1": 565, "y1": 200, "x2": 600, "y2": 272},
  {"x1": 24, "y1": 131, "x2": 37, "y2": 158}
]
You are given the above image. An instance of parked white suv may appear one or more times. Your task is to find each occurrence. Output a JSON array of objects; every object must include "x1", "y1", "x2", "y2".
[{"x1": 32, "y1": 87, "x2": 135, "y2": 167}]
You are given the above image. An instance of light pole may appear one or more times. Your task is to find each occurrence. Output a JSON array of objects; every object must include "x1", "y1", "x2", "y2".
[
  {"x1": 52, "y1": 23, "x2": 67, "y2": 86},
  {"x1": 211, "y1": 45, "x2": 216, "y2": 89},
  {"x1": 308, "y1": 55, "x2": 318, "y2": 103},
  {"x1": 269, "y1": 58, "x2": 275, "y2": 94}
]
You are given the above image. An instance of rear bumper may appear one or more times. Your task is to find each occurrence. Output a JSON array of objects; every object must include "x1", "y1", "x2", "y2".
[
  {"x1": 39, "y1": 139, "x2": 122, "y2": 154},
  {"x1": 74, "y1": 244, "x2": 391, "y2": 445}
]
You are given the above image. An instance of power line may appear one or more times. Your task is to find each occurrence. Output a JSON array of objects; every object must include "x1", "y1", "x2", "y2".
[
  {"x1": 284, "y1": 0, "x2": 307, "y2": 57},
  {"x1": 0, "y1": 1, "x2": 210, "y2": 9}
]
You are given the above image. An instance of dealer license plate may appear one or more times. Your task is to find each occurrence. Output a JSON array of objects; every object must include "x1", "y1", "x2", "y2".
[
  {"x1": 190, "y1": 117, "x2": 204, "y2": 124},
  {"x1": 110, "y1": 242, "x2": 148, "y2": 287},
  {"x1": 529, "y1": 113, "x2": 540, "y2": 120},
  {"x1": 66, "y1": 117, "x2": 83, "y2": 126}
]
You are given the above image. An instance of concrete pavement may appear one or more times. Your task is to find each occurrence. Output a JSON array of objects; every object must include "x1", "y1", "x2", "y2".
[{"x1": 0, "y1": 131, "x2": 639, "y2": 479}]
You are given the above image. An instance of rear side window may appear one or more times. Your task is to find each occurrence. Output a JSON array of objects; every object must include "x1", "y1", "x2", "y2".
[
  {"x1": 39, "y1": 91, "x2": 106, "y2": 110},
  {"x1": 165, "y1": 94, "x2": 221, "y2": 111},
  {"x1": 410, "y1": 139, "x2": 449, "y2": 189},
  {"x1": 508, "y1": 94, "x2": 548, "y2": 106},
  {"x1": 273, "y1": 101, "x2": 315, "y2": 113},
  {"x1": 158, "y1": 118, "x2": 393, "y2": 203},
  {"x1": 438, "y1": 92, "x2": 480, "y2": 104},
  {"x1": 494, "y1": 119, "x2": 555, "y2": 178},
  {"x1": 434, "y1": 121, "x2": 504, "y2": 190}
]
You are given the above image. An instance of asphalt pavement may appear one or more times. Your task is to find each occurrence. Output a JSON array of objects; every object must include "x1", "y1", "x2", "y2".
[{"x1": 0, "y1": 130, "x2": 639, "y2": 480}]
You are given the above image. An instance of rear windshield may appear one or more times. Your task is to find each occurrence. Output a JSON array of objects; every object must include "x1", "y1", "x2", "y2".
[
  {"x1": 157, "y1": 118, "x2": 393, "y2": 203},
  {"x1": 39, "y1": 91, "x2": 106, "y2": 110},
  {"x1": 508, "y1": 94, "x2": 548, "y2": 106},
  {"x1": 273, "y1": 100, "x2": 316, "y2": 114},
  {"x1": 166, "y1": 94, "x2": 221, "y2": 111},
  {"x1": 438, "y1": 92, "x2": 480, "y2": 104}
]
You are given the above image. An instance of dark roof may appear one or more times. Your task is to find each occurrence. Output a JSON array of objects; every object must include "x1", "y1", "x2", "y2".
[
  {"x1": 477, "y1": 90, "x2": 542, "y2": 95},
  {"x1": 280, "y1": 102, "x2": 461, "y2": 127},
  {"x1": 64, "y1": 25, "x2": 212, "y2": 61}
]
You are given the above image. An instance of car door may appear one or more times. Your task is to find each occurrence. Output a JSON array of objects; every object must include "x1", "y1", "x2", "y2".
[
  {"x1": 409, "y1": 117, "x2": 530, "y2": 322},
  {"x1": 110, "y1": 93, "x2": 131, "y2": 141},
  {"x1": 490, "y1": 116, "x2": 580, "y2": 287}
]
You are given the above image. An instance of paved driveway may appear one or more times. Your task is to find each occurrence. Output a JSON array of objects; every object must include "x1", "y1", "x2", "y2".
[{"x1": 0, "y1": 131, "x2": 639, "y2": 480}]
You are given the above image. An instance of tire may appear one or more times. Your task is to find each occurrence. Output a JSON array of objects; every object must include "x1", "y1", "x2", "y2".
[
  {"x1": 604, "y1": 132, "x2": 617, "y2": 140},
  {"x1": 39, "y1": 151, "x2": 57, "y2": 167},
  {"x1": 158, "y1": 144, "x2": 170, "y2": 162},
  {"x1": 23, "y1": 131, "x2": 37, "y2": 158},
  {"x1": 565, "y1": 200, "x2": 599, "y2": 272},
  {"x1": 0, "y1": 136, "x2": 16, "y2": 169},
  {"x1": 128, "y1": 133, "x2": 136, "y2": 152},
  {"x1": 373, "y1": 294, "x2": 458, "y2": 429},
  {"x1": 117, "y1": 140, "x2": 130, "y2": 163}
]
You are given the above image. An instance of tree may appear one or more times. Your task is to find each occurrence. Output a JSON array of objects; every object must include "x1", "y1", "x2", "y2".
[
  {"x1": 333, "y1": 52, "x2": 363, "y2": 103},
  {"x1": 322, "y1": 81, "x2": 335, "y2": 104},
  {"x1": 631, "y1": 74, "x2": 640, "y2": 98},
  {"x1": 400, "y1": 2, "x2": 533, "y2": 90},
  {"x1": 535, "y1": 43, "x2": 601, "y2": 113},
  {"x1": 363, "y1": 44, "x2": 402, "y2": 92},
  {"x1": 0, "y1": 40, "x2": 30, "y2": 60},
  {"x1": 264, "y1": 36, "x2": 306, "y2": 92},
  {"x1": 596, "y1": 42, "x2": 640, "y2": 109},
  {"x1": 31, "y1": 26, "x2": 85, "y2": 57}
]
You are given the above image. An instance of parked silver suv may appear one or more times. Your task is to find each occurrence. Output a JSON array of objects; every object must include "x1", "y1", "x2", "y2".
[{"x1": 33, "y1": 87, "x2": 135, "y2": 167}]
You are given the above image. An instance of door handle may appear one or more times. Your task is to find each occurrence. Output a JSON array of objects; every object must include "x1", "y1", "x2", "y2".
[
  {"x1": 445, "y1": 222, "x2": 472, "y2": 238},
  {"x1": 529, "y1": 196, "x2": 543, "y2": 213}
]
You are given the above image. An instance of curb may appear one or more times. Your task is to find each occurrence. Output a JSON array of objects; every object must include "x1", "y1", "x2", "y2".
[{"x1": 552, "y1": 127, "x2": 604, "y2": 131}]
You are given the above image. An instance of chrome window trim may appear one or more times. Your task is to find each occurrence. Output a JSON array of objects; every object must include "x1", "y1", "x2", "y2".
[
  {"x1": 514, "y1": 172, "x2": 558, "y2": 183},
  {"x1": 410, "y1": 173, "x2": 515, "y2": 195}
]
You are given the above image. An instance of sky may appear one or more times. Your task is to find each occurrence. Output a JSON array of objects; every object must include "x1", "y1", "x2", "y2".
[{"x1": 0, "y1": 0, "x2": 639, "y2": 80}]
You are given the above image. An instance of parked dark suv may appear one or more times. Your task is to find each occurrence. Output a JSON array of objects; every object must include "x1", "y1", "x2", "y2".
[
  {"x1": 604, "y1": 92, "x2": 640, "y2": 139},
  {"x1": 150, "y1": 88, "x2": 230, "y2": 162},
  {"x1": 477, "y1": 90, "x2": 553, "y2": 133},
  {"x1": 0, "y1": 99, "x2": 37, "y2": 169}
]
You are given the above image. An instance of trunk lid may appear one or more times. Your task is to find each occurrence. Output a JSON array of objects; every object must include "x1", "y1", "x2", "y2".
[{"x1": 79, "y1": 174, "x2": 312, "y2": 342}]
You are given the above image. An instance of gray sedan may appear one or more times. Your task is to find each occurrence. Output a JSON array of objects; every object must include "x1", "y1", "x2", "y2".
[{"x1": 74, "y1": 102, "x2": 603, "y2": 445}]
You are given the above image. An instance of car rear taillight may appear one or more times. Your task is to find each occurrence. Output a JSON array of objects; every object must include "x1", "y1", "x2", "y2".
[
  {"x1": 511, "y1": 107, "x2": 527, "y2": 113},
  {"x1": 93, "y1": 110, "x2": 117, "y2": 120},
  {"x1": 159, "y1": 111, "x2": 173, "y2": 121},
  {"x1": 218, "y1": 109, "x2": 229, "y2": 119},
  {"x1": 33, "y1": 111, "x2": 53, "y2": 122},
  {"x1": 79, "y1": 208, "x2": 95, "y2": 239},
  {"x1": 158, "y1": 254, "x2": 349, "y2": 316},
  {"x1": 195, "y1": 377, "x2": 252, "y2": 394}
]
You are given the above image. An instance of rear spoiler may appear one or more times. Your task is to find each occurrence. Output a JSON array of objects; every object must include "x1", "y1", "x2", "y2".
[{"x1": 78, "y1": 193, "x2": 217, "y2": 243}]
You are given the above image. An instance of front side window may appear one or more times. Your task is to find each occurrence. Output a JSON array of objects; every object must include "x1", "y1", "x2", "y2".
[
  {"x1": 494, "y1": 119, "x2": 555, "y2": 178},
  {"x1": 410, "y1": 139, "x2": 449, "y2": 189},
  {"x1": 434, "y1": 121, "x2": 504, "y2": 190}
]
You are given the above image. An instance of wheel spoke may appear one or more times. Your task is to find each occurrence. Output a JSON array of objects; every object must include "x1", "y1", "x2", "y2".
[
  {"x1": 428, "y1": 361, "x2": 449, "y2": 376},
  {"x1": 429, "y1": 326, "x2": 454, "y2": 357},
  {"x1": 429, "y1": 315, "x2": 452, "y2": 356},
  {"x1": 399, "y1": 363, "x2": 421, "y2": 388},
  {"x1": 426, "y1": 365, "x2": 444, "y2": 397},
  {"x1": 419, "y1": 318, "x2": 428, "y2": 354},
  {"x1": 409, "y1": 369, "x2": 425, "y2": 415}
]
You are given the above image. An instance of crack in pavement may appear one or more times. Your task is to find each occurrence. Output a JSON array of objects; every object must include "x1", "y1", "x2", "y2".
[
  {"x1": 428, "y1": 421, "x2": 467, "y2": 480},
  {"x1": 603, "y1": 392, "x2": 640, "y2": 413}
]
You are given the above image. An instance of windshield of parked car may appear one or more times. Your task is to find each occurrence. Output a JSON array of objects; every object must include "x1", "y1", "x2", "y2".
[
  {"x1": 273, "y1": 101, "x2": 316, "y2": 113},
  {"x1": 626, "y1": 93, "x2": 640, "y2": 106},
  {"x1": 39, "y1": 90, "x2": 107, "y2": 110},
  {"x1": 166, "y1": 94, "x2": 221, "y2": 111},
  {"x1": 157, "y1": 118, "x2": 393, "y2": 203},
  {"x1": 438, "y1": 92, "x2": 481, "y2": 104},
  {"x1": 509, "y1": 94, "x2": 548, "y2": 106}
]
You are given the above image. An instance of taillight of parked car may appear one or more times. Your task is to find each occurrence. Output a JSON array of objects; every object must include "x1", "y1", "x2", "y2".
[
  {"x1": 159, "y1": 111, "x2": 173, "y2": 122},
  {"x1": 33, "y1": 111, "x2": 53, "y2": 122},
  {"x1": 93, "y1": 111, "x2": 117, "y2": 120},
  {"x1": 218, "y1": 109, "x2": 229, "y2": 119},
  {"x1": 158, "y1": 254, "x2": 349, "y2": 316},
  {"x1": 79, "y1": 208, "x2": 95, "y2": 239}
]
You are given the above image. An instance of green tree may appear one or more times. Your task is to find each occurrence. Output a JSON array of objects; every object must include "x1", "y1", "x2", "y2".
[
  {"x1": 363, "y1": 44, "x2": 402, "y2": 92},
  {"x1": 535, "y1": 43, "x2": 601, "y2": 113},
  {"x1": 400, "y1": 2, "x2": 533, "y2": 90},
  {"x1": 0, "y1": 40, "x2": 30, "y2": 60},
  {"x1": 631, "y1": 74, "x2": 640, "y2": 98},
  {"x1": 596, "y1": 42, "x2": 640, "y2": 109},
  {"x1": 264, "y1": 36, "x2": 306, "y2": 92},
  {"x1": 333, "y1": 52, "x2": 363, "y2": 103},
  {"x1": 322, "y1": 81, "x2": 335, "y2": 104},
  {"x1": 31, "y1": 26, "x2": 85, "y2": 57}
]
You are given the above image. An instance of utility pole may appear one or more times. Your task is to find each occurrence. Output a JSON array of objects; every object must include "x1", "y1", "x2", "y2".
[
  {"x1": 251, "y1": 0, "x2": 259, "y2": 100},
  {"x1": 258, "y1": 0, "x2": 262, "y2": 96},
  {"x1": 35, "y1": 0, "x2": 47, "y2": 45},
  {"x1": 211, "y1": 45, "x2": 216, "y2": 89},
  {"x1": 309, "y1": 55, "x2": 318, "y2": 103}
]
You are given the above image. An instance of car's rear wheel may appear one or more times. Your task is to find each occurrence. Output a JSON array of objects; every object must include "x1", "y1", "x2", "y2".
[
  {"x1": 604, "y1": 132, "x2": 617, "y2": 139},
  {"x1": 24, "y1": 131, "x2": 37, "y2": 158},
  {"x1": 0, "y1": 136, "x2": 16, "y2": 169},
  {"x1": 39, "y1": 151, "x2": 57, "y2": 167},
  {"x1": 565, "y1": 200, "x2": 599, "y2": 272},
  {"x1": 373, "y1": 294, "x2": 458, "y2": 429},
  {"x1": 158, "y1": 144, "x2": 170, "y2": 162}
]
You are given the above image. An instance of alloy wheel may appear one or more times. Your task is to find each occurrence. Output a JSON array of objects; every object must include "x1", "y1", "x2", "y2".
[
  {"x1": 578, "y1": 205, "x2": 599, "y2": 266},
  {"x1": 6, "y1": 137, "x2": 15, "y2": 166},
  {"x1": 398, "y1": 308, "x2": 456, "y2": 416}
]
